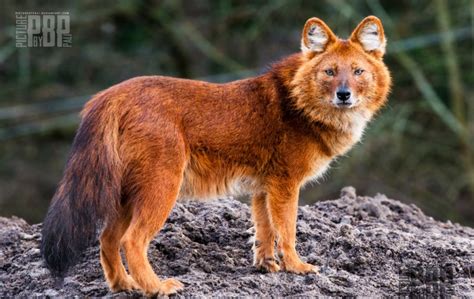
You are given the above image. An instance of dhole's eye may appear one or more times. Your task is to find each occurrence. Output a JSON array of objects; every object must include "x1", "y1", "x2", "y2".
[
  {"x1": 354, "y1": 69, "x2": 364, "y2": 76},
  {"x1": 325, "y1": 69, "x2": 335, "y2": 76}
]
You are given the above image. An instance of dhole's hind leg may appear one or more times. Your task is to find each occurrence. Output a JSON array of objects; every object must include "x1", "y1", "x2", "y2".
[
  {"x1": 100, "y1": 208, "x2": 138, "y2": 292},
  {"x1": 251, "y1": 192, "x2": 280, "y2": 272},
  {"x1": 122, "y1": 147, "x2": 186, "y2": 295}
]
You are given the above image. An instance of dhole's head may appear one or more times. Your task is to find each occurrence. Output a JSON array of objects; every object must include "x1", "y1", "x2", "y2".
[{"x1": 291, "y1": 16, "x2": 391, "y2": 120}]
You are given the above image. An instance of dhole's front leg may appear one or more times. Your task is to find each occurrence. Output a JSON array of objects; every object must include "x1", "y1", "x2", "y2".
[
  {"x1": 251, "y1": 192, "x2": 280, "y2": 272},
  {"x1": 266, "y1": 180, "x2": 319, "y2": 274}
]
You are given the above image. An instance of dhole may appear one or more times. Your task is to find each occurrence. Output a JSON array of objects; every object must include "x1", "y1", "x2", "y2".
[{"x1": 41, "y1": 16, "x2": 391, "y2": 295}]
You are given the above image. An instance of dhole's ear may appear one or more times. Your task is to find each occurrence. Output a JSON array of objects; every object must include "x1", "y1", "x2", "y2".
[
  {"x1": 350, "y1": 16, "x2": 386, "y2": 57},
  {"x1": 301, "y1": 17, "x2": 337, "y2": 54}
]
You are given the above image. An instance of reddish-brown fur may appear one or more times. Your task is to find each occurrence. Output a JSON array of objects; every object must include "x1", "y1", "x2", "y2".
[{"x1": 41, "y1": 16, "x2": 391, "y2": 295}]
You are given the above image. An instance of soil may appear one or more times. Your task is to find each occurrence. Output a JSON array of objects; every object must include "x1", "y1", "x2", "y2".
[{"x1": 1, "y1": 187, "x2": 473, "y2": 297}]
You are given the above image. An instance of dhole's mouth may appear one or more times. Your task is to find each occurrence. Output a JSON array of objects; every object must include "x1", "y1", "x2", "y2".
[
  {"x1": 337, "y1": 101, "x2": 352, "y2": 107},
  {"x1": 332, "y1": 99, "x2": 357, "y2": 109}
]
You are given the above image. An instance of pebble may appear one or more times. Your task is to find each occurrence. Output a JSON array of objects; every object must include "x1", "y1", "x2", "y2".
[
  {"x1": 340, "y1": 215, "x2": 352, "y2": 225},
  {"x1": 340, "y1": 186, "x2": 357, "y2": 199},
  {"x1": 19, "y1": 233, "x2": 34, "y2": 240},
  {"x1": 339, "y1": 224, "x2": 353, "y2": 236},
  {"x1": 43, "y1": 289, "x2": 59, "y2": 296},
  {"x1": 28, "y1": 248, "x2": 40, "y2": 256}
]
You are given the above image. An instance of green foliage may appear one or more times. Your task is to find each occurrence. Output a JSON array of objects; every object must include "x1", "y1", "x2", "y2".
[{"x1": 0, "y1": 0, "x2": 472, "y2": 224}]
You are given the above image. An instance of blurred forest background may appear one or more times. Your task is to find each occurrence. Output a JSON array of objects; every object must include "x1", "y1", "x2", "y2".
[{"x1": 0, "y1": 0, "x2": 472, "y2": 225}]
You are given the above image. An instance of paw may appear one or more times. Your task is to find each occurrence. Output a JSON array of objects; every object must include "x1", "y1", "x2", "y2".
[
  {"x1": 150, "y1": 278, "x2": 184, "y2": 296},
  {"x1": 281, "y1": 260, "x2": 319, "y2": 274},
  {"x1": 110, "y1": 275, "x2": 140, "y2": 292},
  {"x1": 254, "y1": 257, "x2": 281, "y2": 273}
]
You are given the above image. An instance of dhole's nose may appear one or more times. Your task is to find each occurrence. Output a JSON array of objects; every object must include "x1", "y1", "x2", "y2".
[{"x1": 336, "y1": 89, "x2": 351, "y2": 101}]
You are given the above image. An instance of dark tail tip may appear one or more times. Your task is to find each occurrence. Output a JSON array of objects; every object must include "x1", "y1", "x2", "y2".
[{"x1": 40, "y1": 199, "x2": 97, "y2": 276}]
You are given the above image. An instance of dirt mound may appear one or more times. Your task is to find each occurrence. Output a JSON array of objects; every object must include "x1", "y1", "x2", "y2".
[{"x1": 1, "y1": 187, "x2": 473, "y2": 297}]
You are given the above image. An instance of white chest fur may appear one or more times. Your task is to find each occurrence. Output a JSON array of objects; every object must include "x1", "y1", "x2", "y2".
[
  {"x1": 347, "y1": 112, "x2": 370, "y2": 144},
  {"x1": 333, "y1": 111, "x2": 370, "y2": 157},
  {"x1": 303, "y1": 112, "x2": 370, "y2": 185}
]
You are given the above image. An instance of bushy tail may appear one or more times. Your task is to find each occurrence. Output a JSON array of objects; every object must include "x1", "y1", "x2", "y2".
[{"x1": 41, "y1": 97, "x2": 122, "y2": 276}]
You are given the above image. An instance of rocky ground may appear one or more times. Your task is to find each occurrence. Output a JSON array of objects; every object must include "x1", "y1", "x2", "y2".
[{"x1": 1, "y1": 187, "x2": 473, "y2": 297}]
